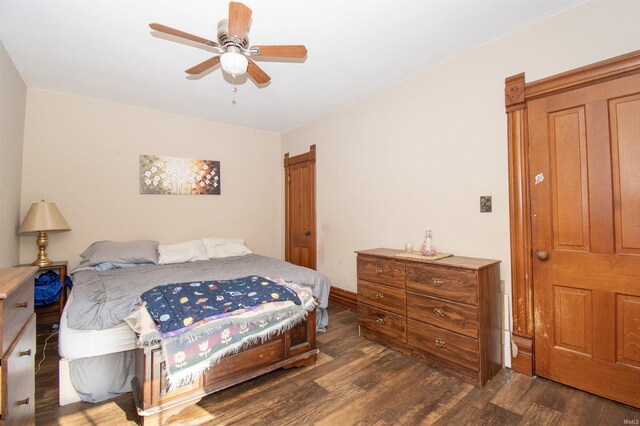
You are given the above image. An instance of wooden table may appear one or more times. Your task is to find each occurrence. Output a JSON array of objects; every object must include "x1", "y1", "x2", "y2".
[{"x1": 18, "y1": 261, "x2": 68, "y2": 324}]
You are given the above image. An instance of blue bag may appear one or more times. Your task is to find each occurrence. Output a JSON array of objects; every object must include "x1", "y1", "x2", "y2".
[{"x1": 34, "y1": 270, "x2": 72, "y2": 307}]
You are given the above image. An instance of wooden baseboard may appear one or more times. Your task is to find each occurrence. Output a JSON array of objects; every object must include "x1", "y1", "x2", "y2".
[
  {"x1": 329, "y1": 287, "x2": 357, "y2": 311},
  {"x1": 510, "y1": 335, "x2": 534, "y2": 376}
]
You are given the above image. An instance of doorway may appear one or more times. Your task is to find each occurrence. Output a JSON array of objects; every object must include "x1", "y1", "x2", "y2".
[
  {"x1": 506, "y1": 51, "x2": 640, "y2": 407},
  {"x1": 284, "y1": 145, "x2": 316, "y2": 270}
]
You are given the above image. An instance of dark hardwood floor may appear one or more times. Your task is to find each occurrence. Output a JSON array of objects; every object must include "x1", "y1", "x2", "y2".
[{"x1": 35, "y1": 304, "x2": 640, "y2": 425}]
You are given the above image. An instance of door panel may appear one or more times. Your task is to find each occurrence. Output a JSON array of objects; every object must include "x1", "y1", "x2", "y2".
[
  {"x1": 616, "y1": 294, "x2": 640, "y2": 368},
  {"x1": 585, "y1": 101, "x2": 615, "y2": 253},
  {"x1": 529, "y1": 73, "x2": 640, "y2": 408},
  {"x1": 610, "y1": 94, "x2": 640, "y2": 254},
  {"x1": 553, "y1": 286, "x2": 592, "y2": 355},
  {"x1": 548, "y1": 107, "x2": 590, "y2": 251}
]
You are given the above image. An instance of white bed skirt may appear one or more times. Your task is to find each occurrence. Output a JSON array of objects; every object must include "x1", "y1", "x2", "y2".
[{"x1": 59, "y1": 291, "x2": 137, "y2": 405}]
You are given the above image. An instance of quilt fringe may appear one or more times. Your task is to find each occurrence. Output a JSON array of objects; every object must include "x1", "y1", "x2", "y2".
[
  {"x1": 164, "y1": 303, "x2": 314, "y2": 391},
  {"x1": 137, "y1": 332, "x2": 162, "y2": 346}
]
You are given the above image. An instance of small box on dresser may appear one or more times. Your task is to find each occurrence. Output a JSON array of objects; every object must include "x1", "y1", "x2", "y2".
[
  {"x1": 356, "y1": 248, "x2": 502, "y2": 387},
  {"x1": 0, "y1": 266, "x2": 37, "y2": 425}
]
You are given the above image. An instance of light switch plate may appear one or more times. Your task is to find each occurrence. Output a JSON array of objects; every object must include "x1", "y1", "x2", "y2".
[{"x1": 480, "y1": 196, "x2": 492, "y2": 212}]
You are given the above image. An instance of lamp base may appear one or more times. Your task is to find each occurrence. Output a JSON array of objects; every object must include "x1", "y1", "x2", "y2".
[
  {"x1": 32, "y1": 230, "x2": 53, "y2": 267},
  {"x1": 32, "y1": 258, "x2": 53, "y2": 267}
]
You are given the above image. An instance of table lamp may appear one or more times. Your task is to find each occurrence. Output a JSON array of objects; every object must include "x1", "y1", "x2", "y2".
[{"x1": 18, "y1": 200, "x2": 71, "y2": 266}]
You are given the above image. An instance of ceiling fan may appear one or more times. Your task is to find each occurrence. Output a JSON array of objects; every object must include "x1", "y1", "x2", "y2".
[{"x1": 149, "y1": 2, "x2": 307, "y2": 85}]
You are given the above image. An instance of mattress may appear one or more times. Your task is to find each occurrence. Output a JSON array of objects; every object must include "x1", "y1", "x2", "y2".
[
  {"x1": 67, "y1": 254, "x2": 330, "y2": 331},
  {"x1": 59, "y1": 291, "x2": 136, "y2": 360}
]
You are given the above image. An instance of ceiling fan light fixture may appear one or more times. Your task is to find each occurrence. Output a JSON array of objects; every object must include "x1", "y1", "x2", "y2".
[{"x1": 220, "y1": 51, "x2": 248, "y2": 77}]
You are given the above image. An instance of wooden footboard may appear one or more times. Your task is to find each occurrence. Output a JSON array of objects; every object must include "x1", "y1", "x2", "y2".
[{"x1": 132, "y1": 310, "x2": 318, "y2": 425}]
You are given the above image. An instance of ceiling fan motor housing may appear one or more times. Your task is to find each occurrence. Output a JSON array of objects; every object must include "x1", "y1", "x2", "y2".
[{"x1": 217, "y1": 19, "x2": 249, "y2": 49}]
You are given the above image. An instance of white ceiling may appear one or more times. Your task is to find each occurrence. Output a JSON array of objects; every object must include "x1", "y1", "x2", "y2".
[{"x1": 1, "y1": 0, "x2": 585, "y2": 133}]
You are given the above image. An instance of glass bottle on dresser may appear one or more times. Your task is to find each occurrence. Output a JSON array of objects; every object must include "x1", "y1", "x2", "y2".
[{"x1": 421, "y1": 230, "x2": 437, "y2": 256}]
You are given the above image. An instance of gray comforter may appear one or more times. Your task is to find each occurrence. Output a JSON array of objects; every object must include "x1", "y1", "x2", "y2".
[{"x1": 68, "y1": 254, "x2": 330, "y2": 331}]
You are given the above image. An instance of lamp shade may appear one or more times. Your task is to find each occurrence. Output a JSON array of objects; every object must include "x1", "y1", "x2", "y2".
[
  {"x1": 220, "y1": 51, "x2": 248, "y2": 77},
  {"x1": 18, "y1": 200, "x2": 70, "y2": 234}
]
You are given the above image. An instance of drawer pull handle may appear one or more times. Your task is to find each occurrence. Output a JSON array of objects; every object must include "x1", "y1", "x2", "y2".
[
  {"x1": 17, "y1": 397, "x2": 30, "y2": 406},
  {"x1": 20, "y1": 349, "x2": 32, "y2": 357},
  {"x1": 375, "y1": 292, "x2": 384, "y2": 300},
  {"x1": 375, "y1": 318, "x2": 385, "y2": 325},
  {"x1": 375, "y1": 267, "x2": 384, "y2": 274},
  {"x1": 435, "y1": 338, "x2": 446, "y2": 348},
  {"x1": 432, "y1": 278, "x2": 444, "y2": 287},
  {"x1": 259, "y1": 354, "x2": 264, "y2": 359},
  {"x1": 432, "y1": 307, "x2": 445, "y2": 318},
  {"x1": 16, "y1": 301, "x2": 28, "y2": 308}
]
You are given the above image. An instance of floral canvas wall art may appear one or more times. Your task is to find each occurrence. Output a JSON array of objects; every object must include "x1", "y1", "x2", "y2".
[{"x1": 140, "y1": 155, "x2": 221, "y2": 195}]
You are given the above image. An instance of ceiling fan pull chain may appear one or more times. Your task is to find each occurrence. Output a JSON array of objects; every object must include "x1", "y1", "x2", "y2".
[{"x1": 231, "y1": 81, "x2": 238, "y2": 105}]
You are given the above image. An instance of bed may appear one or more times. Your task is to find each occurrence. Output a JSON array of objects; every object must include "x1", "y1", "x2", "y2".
[{"x1": 58, "y1": 241, "x2": 330, "y2": 422}]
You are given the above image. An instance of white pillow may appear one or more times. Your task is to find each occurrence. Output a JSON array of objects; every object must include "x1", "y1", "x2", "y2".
[
  {"x1": 158, "y1": 240, "x2": 209, "y2": 264},
  {"x1": 202, "y1": 237, "x2": 245, "y2": 247},
  {"x1": 202, "y1": 237, "x2": 252, "y2": 259},
  {"x1": 211, "y1": 243, "x2": 252, "y2": 258}
]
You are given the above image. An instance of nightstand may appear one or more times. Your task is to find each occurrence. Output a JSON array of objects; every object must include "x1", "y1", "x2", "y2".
[{"x1": 18, "y1": 261, "x2": 68, "y2": 324}]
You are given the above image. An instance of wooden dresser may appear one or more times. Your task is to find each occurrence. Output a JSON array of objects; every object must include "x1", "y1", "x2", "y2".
[
  {"x1": 356, "y1": 248, "x2": 501, "y2": 387},
  {"x1": 0, "y1": 267, "x2": 37, "y2": 425}
]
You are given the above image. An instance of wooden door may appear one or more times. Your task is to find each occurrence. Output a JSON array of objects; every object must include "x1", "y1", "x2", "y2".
[
  {"x1": 528, "y1": 72, "x2": 640, "y2": 407},
  {"x1": 284, "y1": 145, "x2": 316, "y2": 270}
]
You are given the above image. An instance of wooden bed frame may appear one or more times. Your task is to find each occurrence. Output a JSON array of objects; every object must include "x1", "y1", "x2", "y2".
[{"x1": 132, "y1": 310, "x2": 317, "y2": 425}]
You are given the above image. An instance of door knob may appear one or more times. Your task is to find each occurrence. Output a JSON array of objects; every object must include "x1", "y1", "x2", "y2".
[
  {"x1": 304, "y1": 231, "x2": 311, "y2": 236},
  {"x1": 536, "y1": 250, "x2": 549, "y2": 261}
]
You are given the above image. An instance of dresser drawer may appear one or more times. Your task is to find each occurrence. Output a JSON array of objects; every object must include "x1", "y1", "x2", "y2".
[
  {"x1": 357, "y1": 256, "x2": 405, "y2": 289},
  {"x1": 358, "y1": 304, "x2": 406, "y2": 342},
  {"x1": 406, "y1": 264, "x2": 477, "y2": 305},
  {"x1": 358, "y1": 280, "x2": 406, "y2": 316},
  {"x1": 1, "y1": 313, "x2": 35, "y2": 425},
  {"x1": 407, "y1": 319, "x2": 478, "y2": 371},
  {"x1": 205, "y1": 337, "x2": 284, "y2": 385},
  {"x1": 2, "y1": 279, "x2": 34, "y2": 354},
  {"x1": 407, "y1": 293, "x2": 478, "y2": 338}
]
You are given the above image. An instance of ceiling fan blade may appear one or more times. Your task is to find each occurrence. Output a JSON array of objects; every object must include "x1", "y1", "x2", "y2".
[
  {"x1": 253, "y1": 45, "x2": 307, "y2": 59},
  {"x1": 247, "y1": 59, "x2": 271, "y2": 85},
  {"x1": 186, "y1": 56, "x2": 221, "y2": 74},
  {"x1": 228, "y1": 2, "x2": 252, "y2": 42},
  {"x1": 149, "y1": 23, "x2": 218, "y2": 47}
]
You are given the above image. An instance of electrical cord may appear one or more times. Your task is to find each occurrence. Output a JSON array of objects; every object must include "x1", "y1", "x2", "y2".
[{"x1": 35, "y1": 330, "x2": 58, "y2": 375}]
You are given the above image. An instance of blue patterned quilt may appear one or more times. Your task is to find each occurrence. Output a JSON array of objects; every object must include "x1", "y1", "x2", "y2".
[{"x1": 141, "y1": 275, "x2": 302, "y2": 335}]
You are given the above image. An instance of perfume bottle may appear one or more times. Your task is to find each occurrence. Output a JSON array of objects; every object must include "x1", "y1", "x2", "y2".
[{"x1": 421, "y1": 230, "x2": 437, "y2": 256}]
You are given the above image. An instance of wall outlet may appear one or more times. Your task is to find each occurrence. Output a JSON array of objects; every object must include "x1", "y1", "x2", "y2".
[{"x1": 480, "y1": 195, "x2": 492, "y2": 212}]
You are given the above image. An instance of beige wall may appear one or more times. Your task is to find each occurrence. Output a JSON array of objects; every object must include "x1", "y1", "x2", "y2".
[
  {"x1": 0, "y1": 41, "x2": 27, "y2": 267},
  {"x1": 20, "y1": 89, "x2": 282, "y2": 269},
  {"x1": 282, "y1": 0, "x2": 640, "y2": 363}
]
